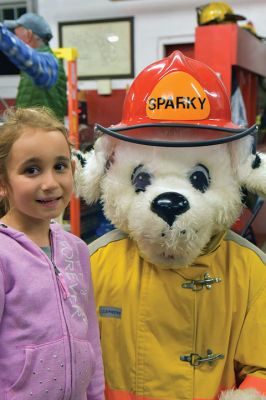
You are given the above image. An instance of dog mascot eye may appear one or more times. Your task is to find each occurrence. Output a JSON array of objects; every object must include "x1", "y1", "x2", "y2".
[
  {"x1": 189, "y1": 164, "x2": 210, "y2": 193},
  {"x1": 131, "y1": 164, "x2": 152, "y2": 193}
]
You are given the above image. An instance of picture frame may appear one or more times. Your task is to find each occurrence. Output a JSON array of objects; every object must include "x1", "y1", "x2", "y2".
[{"x1": 59, "y1": 17, "x2": 134, "y2": 80}]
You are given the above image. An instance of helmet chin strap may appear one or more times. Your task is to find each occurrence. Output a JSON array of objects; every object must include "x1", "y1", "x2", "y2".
[{"x1": 95, "y1": 123, "x2": 257, "y2": 148}]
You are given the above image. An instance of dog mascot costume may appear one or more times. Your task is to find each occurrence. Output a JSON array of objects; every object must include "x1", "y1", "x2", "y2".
[{"x1": 74, "y1": 51, "x2": 266, "y2": 400}]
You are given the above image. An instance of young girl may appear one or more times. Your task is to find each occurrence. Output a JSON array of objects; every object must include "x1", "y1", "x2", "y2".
[{"x1": 0, "y1": 107, "x2": 104, "y2": 400}]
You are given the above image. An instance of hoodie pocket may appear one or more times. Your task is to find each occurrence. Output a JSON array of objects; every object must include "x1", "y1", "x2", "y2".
[
  {"x1": 71, "y1": 338, "x2": 96, "y2": 398},
  {"x1": 5, "y1": 338, "x2": 67, "y2": 400}
]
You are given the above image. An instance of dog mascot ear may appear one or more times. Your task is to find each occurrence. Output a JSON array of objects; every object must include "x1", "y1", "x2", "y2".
[
  {"x1": 230, "y1": 137, "x2": 266, "y2": 198},
  {"x1": 73, "y1": 51, "x2": 266, "y2": 400},
  {"x1": 73, "y1": 135, "x2": 113, "y2": 204}
]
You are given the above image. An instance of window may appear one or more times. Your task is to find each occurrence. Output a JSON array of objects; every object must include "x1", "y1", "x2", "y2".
[{"x1": 0, "y1": 2, "x2": 27, "y2": 21}]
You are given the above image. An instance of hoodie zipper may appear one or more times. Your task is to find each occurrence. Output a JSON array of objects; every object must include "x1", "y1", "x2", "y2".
[
  {"x1": 52, "y1": 260, "x2": 70, "y2": 300},
  {"x1": 50, "y1": 231, "x2": 73, "y2": 399}
]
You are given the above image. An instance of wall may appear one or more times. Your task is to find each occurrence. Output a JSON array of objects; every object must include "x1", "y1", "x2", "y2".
[
  {"x1": 1, "y1": 0, "x2": 266, "y2": 97},
  {"x1": 38, "y1": 0, "x2": 266, "y2": 90}
]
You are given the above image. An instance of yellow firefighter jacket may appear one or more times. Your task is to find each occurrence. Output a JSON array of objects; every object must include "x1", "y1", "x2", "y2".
[{"x1": 89, "y1": 229, "x2": 266, "y2": 400}]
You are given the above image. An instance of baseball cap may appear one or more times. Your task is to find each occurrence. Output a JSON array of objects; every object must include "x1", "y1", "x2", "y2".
[{"x1": 3, "y1": 13, "x2": 53, "y2": 42}]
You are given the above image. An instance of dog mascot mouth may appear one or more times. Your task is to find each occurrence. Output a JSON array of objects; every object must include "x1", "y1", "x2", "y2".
[{"x1": 125, "y1": 198, "x2": 210, "y2": 267}]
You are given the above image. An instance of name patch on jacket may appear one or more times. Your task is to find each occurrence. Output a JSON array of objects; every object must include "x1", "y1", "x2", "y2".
[{"x1": 99, "y1": 306, "x2": 122, "y2": 319}]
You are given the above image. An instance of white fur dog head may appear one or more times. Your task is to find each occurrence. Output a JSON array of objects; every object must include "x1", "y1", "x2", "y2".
[{"x1": 74, "y1": 129, "x2": 266, "y2": 269}]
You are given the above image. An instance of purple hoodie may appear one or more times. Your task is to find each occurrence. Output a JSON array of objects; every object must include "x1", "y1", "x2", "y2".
[{"x1": 0, "y1": 221, "x2": 104, "y2": 400}]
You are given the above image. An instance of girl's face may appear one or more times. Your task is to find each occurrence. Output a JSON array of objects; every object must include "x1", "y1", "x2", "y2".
[{"x1": 3, "y1": 127, "x2": 74, "y2": 226}]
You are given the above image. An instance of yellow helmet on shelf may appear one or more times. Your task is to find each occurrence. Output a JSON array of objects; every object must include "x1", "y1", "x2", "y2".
[
  {"x1": 197, "y1": 2, "x2": 246, "y2": 26},
  {"x1": 240, "y1": 20, "x2": 266, "y2": 41},
  {"x1": 242, "y1": 21, "x2": 257, "y2": 36}
]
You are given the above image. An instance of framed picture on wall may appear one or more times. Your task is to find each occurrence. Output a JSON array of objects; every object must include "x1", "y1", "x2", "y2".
[{"x1": 59, "y1": 17, "x2": 134, "y2": 80}]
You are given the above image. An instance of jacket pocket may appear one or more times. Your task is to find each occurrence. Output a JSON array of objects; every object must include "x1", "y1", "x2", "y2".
[
  {"x1": 72, "y1": 338, "x2": 96, "y2": 398},
  {"x1": 5, "y1": 337, "x2": 67, "y2": 400}
]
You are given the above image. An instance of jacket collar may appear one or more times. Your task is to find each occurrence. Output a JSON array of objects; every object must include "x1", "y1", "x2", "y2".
[{"x1": 171, "y1": 230, "x2": 227, "y2": 280}]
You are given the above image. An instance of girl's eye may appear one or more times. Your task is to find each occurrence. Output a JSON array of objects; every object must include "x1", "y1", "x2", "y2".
[
  {"x1": 189, "y1": 164, "x2": 211, "y2": 193},
  {"x1": 55, "y1": 162, "x2": 68, "y2": 171},
  {"x1": 24, "y1": 166, "x2": 39, "y2": 175},
  {"x1": 131, "y1": 164, "x2": 152, "y2": 193}
]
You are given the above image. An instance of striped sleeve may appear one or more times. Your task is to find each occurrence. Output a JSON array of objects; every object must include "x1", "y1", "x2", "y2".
[{"x1": 0, "y1": 24, "x2": 58, "y2": 89}]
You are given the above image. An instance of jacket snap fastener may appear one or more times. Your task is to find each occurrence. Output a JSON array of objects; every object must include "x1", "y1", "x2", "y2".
[
  {"x1": 180, "y1": 349, "x2": 224, "y2": 366},
  {"x1": 181, "y1": 272, "x2": 222, "y2": 291}
]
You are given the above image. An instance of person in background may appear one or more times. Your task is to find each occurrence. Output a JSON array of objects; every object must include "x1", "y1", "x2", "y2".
[
  {"x1": 0, "y1": 13, "x2": 67, "y2": 121},
  {"x1": 0, "y1": 107, "x2": 104, "y2": 399}
]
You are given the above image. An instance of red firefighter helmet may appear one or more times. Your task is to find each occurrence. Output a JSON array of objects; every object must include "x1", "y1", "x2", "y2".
[{"x1": 96, "y1": 51, "x2": 256, "y2": 147}]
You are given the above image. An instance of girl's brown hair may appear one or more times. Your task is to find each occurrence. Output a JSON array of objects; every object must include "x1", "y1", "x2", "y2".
[{"x1": 0, "y1": 107, "x2": 72, "y2": 217}]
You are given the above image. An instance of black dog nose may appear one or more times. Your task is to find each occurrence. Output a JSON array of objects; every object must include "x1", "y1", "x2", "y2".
[{"x1": 151, "y1": 192, "x2": 190, "y2": 226}]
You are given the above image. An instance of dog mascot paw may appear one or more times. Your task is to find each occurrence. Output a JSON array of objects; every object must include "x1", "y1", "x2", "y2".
[{"x1": 74, "y1": 51, "x2": 266, "y2": 400}]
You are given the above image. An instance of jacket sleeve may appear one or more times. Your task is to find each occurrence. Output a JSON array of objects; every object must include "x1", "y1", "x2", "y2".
[
  {"x1": 235, "y1": 277, "x2": 266, "y2": 395},
  {"x1": 86, "y1": 256, "x2": 105, "y2": 400},
  {"x1": 0, "y1": 24, "x2": 58, "y2": 89}
]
